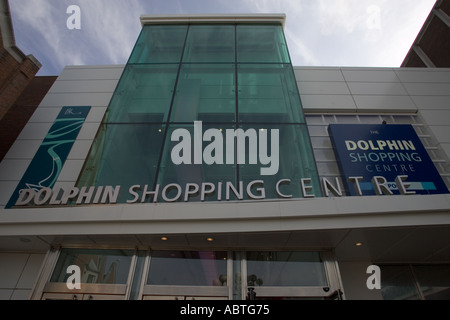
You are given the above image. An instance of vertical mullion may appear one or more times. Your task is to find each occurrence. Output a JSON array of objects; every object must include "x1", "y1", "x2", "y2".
[
  {"x1": 153, "y1": 25, "x2": 190, "y2": 190},
  {"x1": 234, "y1": 24, "x2": 240, "y2": 185}
]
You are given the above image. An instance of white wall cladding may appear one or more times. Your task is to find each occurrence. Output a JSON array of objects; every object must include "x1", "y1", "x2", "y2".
[
  {"x1": 0, "y1": 253, "x2": 45, "y2": 300},
  {"x1": 297, "y1": 67, "x2": 450, "y2": 191},
  {"x1": 0, "y1": 65, "x2": 123, "y2": 207},
  {"x1": 1, "y1": 65, "x2": 450, "y2": 207}
]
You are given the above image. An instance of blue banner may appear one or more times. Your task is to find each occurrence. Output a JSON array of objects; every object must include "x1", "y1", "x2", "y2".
[
  {"x1": 328, "y1": 124, "x2": 449, "y2": 196},
  {"x1": 6, "y1": 106, "x2": 91, "y2": 208}
]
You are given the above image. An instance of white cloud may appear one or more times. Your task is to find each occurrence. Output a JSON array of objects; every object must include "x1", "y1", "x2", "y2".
[
  {"x1": 10, "y1": 0, "x2": 146, "y2": 74},
  {"x1": 317, "y1": 0, "x2": 371, "y2": 35},
  {"x1": 78, "y1": 0, "x2": 145, "y2": 64},
  {"x1": 10, "y1": 0, "x2": 437, "y2": 74}
]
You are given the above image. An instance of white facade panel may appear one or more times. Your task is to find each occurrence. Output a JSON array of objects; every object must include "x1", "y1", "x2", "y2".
[
  {"x1": 49, "y1": 79, "x2": 119, "y2": 94},
  {"x1": 403, "y1": 82, "x2": 450, "y2": 96},
  {"x1": 76, "y1": 122, "x2": 102, "y2": 140},
  {"x1": 411, "y1": 95, "x2": 450, "y2": 109},
  {"x1": 341, "y1": 68, "x2": 400, "y2": 83},
  {"x1": 0, "y1": 159, "x2": 32, "y2": 181},
  {"x1": 57, "y1": 159, "x2": 87, "y2": 182},
  {"x1": 420, "y1": 110, "x2": 450, "y2": 126},
  {"x1": 298, "y1": 81, "x2": 350, "y2": 95},
  {"x1": 57, "y1": 65, "x2": 125, "y2": 81},
  {"x1": 0, "y1": 253, "x2": 29, "y2": 288},
  {"x1": 395, "y1": 69, "x2": 450, "y2": 83},
  {"x1": 0, "y1": 253, "x2": 45, "y2": 300},
  {"x1": 347, "y1": 82, "x2": 408, "y2": 96},
  {"x1": 300, "y1": 94, "x2": 357, "y2": 112},
  {"x1": 27, "y1": 107, "x2": 61, "y2": 124},
  {"x1": 66, "y1": 139, "x2": 94, "y2": 160},
  {"x1": 352, "y1": 95, "x2": 417, "y2": 112},
  {"x1": 293, "y1": 67, "x2": 345, "y2": 82},
  {"x1": 0, "y1": 182, "x2": 20, "y2": 207},
  {"x1": 3, "y1": 140, "x2": 41, "y2": 160},
  {"x1": 16, "y1": 123, "x2": 53, "y2": 141},
  {"x1": 85, "y1": 106, "x2": 108, "y2": 123},
  {"x1": 39, "y1": 92, "x2": 114, "y2": 107}
]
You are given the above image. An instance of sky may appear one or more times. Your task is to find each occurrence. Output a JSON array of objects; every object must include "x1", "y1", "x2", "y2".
[{"x1": 9, "y1": 0, "x2": 437, "y2": 76}]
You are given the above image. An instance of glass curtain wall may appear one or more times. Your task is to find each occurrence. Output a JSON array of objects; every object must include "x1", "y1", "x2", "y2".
[{"x1": 77, "y1": 23, "x2": 321, "y2": 202}]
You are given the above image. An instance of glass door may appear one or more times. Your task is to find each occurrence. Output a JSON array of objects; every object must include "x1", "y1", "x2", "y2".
[
  {"x1": 241, "y1": 251, "x2": 343, "y2": 300},
  {"x1": 37, "y1": 248, "x2": 136, "y2": 300},
  {"x1": 140, "y1": 250, "x2": 231, "y2": 300}
]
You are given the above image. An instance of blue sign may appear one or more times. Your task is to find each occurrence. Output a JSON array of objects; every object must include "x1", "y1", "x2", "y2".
[
  {"x1": 328, "y1": 124, "x2": 449, "y2": 196},
  {"x1": 6, "y1": 106, "x2": 91, "y2": 208}
]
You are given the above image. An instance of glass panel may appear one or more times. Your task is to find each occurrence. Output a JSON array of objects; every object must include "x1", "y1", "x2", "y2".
[
  {"x1": 170, "y1": 64, "x2": 236, "y2": 123},
  {"x1": 128, "y1": 251, "x2": 147, "y2": 300},
  {"x1": 106, "y1": 64, "x2": 178, "y2": 123},
  {"x1": 237, "y1": 24, "x2": 290, "y2": 63},
  {"x1": 147, "y1": 251, "x2": 228, "y2": 286},
  {"x1": 238, "y1": 64, "x2": 304, "y2": 123},
  {"x1": 238, "y1": 124, "x2": 322, "y2": 199},
  {"x1": 128, "y1": 25, "x2": 187, "y2": 64},
  {"x1": 413, "y1": 265, "x2": 450, "y2": 300},
  {"x1": 246, "y1": 252, "x2": 327, "y2": 287},
  {"x1": 183, "y1": 25, "x2": 235, "y2": 63},
  {"x1": 78, "y1": 123, "x2": 165, "y2": 203},
  {"x1": 157, "y1": 123, "x2": 237, "y2": 201},
  {"x1": 50, "y1": 249, "x2": 134, "y2": 285},
  {"x1": 380, "y1": 266, "x2": 420, "y2": 300}
]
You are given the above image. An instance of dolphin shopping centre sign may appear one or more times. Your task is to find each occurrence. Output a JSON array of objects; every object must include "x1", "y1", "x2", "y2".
[
  {"x1": 7, "y1": 122, "x2": 449, "y2": 208},
  {"x1": 328, "y1": 124, "x2": 449, "y2": 196}
]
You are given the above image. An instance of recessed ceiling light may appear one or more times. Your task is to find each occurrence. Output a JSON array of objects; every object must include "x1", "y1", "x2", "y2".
[
  {"x1": 161, "y1": 236, "x2": 168, "y2": 241},
  {"x1": 355, "y1": 242, "x2": 363, "y2": 247},
  {"x1": 206, "y1": 237, "x2": 214, "y2": 242}
]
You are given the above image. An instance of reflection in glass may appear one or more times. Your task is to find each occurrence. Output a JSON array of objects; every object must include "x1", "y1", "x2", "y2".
[
  {"x1": 170, "y1": 64, "x2": 236, "y2": 123},
  {"x1": 147, "y1": 251, "x2": 228, "y2": 286},
  {"x1": 129, "y1": 25, "x2": 187, "y2": 64},
  {"x1": 106, "y1": 64, "x2": 179, "y2": 123},
  {"x1": 77, "y1": 23, "x2": 321, "y2": 203},
  {"x1": 157, "y1": 123, "x2": 237, "y2": 201},
  {"x1": 77, "y1": 123, "x2": 165, "y2": 203},
  {"x1": 238, "y1": 64, "x2": 304, "y2": 123},
  {"x1": 413, "y1": 265, "x2": 450, "y2": 300},
  {"x1": 246, "y1": 252, "x2": 327, "y2": 287},
  {"x1": 183, "y1": 25, "x2": 235, "y2": 63},
  {"x1": 50, "y1": 248, "x2": 133, "y2": 285},
  {"x1": 239, "y1": 124, "x2": 322, "y2": 199},
  {"x1": 380, "y1": 266, "x2": 420, "y2": 300},
  {"x1": 237, "y1": 25, "x2": 290, "y2": 63}
]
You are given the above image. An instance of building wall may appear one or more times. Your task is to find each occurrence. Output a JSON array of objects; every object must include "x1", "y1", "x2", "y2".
[
  {"x1": 0, "y1": 65, "x2": 122, "y2": 207},
  {"x1": 1, "y1": 65, "x2": 450, "y2": 300},
  {"x1": 0, "y1": 29, "x2": 41, "y2": 120},
  {"x1": 2, "y1": 65, "x2": 450, "y2": 207},
  {"x1": 0, "y1": 76, "x2": 57, "y2": 161},
  {"x1": 0, "y1": 252, "x2": 45, "y2": 299},
  {"x1": 296, "y1": 66, "x2": 450, "y2": 187},
  {"x1": 402, "y1": 0, "x2": 450, "y2": 68}
]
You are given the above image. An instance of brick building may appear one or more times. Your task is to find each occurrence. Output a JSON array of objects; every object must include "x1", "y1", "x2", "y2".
[
  {"x1": 0, "y1": 0, "x2": 55, "y2": 161},
  {"x1": 402, "y1": 0, "x2": 450, "y2": 67},
  {"x1": 0, "y1": 0, "x2": 41, "y2": 118}
]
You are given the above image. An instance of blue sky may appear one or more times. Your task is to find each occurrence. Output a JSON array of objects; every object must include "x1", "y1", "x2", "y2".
[{"x1": 9, "y1": 0, "x2": 436, "y2": 76}]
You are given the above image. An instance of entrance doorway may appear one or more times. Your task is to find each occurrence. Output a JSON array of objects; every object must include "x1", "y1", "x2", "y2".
[{"x1": 32, "y1": 248, "x2": 343, "y2": 300}]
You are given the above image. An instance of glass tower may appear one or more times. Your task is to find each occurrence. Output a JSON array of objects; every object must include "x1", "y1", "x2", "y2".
[{"x1": 78, "y1": 20, "x2": 321, "y2": 202}]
